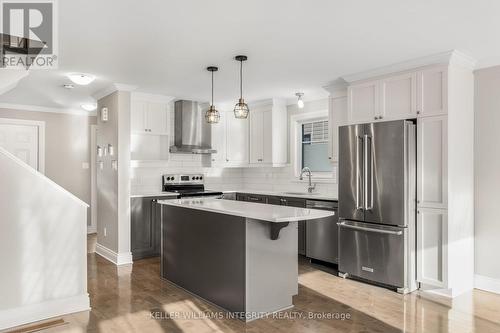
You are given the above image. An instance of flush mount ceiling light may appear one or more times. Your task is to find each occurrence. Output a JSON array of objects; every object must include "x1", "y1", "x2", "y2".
[
  {"x1": 233, "y1": 55, "x2": 249, "y2": 119},
  {"x1": 67, "y1": 73, "x2": 95, "y2": 85},
  {"x1": 205, "y1": 66, "x2": 220, "y2": 124},
  {"x1": 296, "y1": 92, "x2": 304, "y2": 109},
  {"x1": 81, "y1": 103, "x2": 97, "y2": 111},
  {"x1": 62, "y1": 84, "x2": 74, "y2": 89}
]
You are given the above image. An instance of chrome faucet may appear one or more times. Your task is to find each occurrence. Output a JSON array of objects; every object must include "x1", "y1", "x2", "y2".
[{"x1": 299, "y1": 167, "x2": 316, "y2": 193}]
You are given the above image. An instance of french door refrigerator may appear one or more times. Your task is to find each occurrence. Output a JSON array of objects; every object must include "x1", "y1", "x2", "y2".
[{"x1": 338, "y1": 120, "x2": 417, "y2": 293}]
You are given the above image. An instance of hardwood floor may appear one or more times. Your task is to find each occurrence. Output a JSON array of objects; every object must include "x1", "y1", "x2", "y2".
[{"x1": 30, "y1": 235, "x2": 500, "y2": 332}]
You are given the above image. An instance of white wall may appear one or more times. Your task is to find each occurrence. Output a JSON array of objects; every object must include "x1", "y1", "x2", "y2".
[
  {"x1": 0, "y1": 108, "x2": 96, "y2": 226},
  {"x1": 96, "y1": 91, "x2": 132, "y2": 264},
  {"x1": 0, "y1": 147, "x2": 89, "y2": 329},
  {"x1": 474, "y1": 65, "x2": 500, "y2": 290}
]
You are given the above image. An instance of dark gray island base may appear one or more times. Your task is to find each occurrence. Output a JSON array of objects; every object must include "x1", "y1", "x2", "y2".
[{"x1": 160, "y1": 204, "x2": 298, "y2": 321}]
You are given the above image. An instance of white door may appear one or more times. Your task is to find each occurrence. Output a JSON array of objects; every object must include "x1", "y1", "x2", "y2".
[
  {"x1": 417, "y1": 66, "x2": 448, "y2": 117},
  {"x1": 131, "y1": 101, "x2": 148, "y2": 133},
  {"x1": 417, "y1": 207, "x2": 448, "y2": 288},
  {"x1": 147, "y1": 102, "x2": 168, "y2": 134},
  {"x1": 0, "y1": 123, "x2": 39, "y2": 170},
  {"x1": 348, "y1": 81, "x2": 379, "y2": 123},
  {"x1": 225, "y1": 112, "x2": 249, "y2": 165},
  {"x1": 328, "y1": 96, "x2": 347, "y2": 163},
  {"x1": 380, "y1": 72, "x2": 417, "y2": 120},
  {"x1": 249, "y1": 109, "x2": 264, "y2": 163},
  {"x1": 417, "y1": 116, "x2": 448, "y2": 209},
  {"x1": 210, "y1": 110, "x2": 226, "y2": 164}
]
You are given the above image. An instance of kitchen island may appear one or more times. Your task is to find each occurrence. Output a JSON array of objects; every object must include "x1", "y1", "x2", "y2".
[{"x1": 158, "y1": 198, "x2": 335, "y2": 321}]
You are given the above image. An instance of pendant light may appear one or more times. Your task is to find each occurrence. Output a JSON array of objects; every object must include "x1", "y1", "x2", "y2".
[
  {"x1": 233, "y1": 55, "x2": 249, "y2": 119},
  {"x1": 205, "y1": 66, "x2": 220, "y2": 124},
  {"x1": 296, "y1": 92, "x2": 305, "y2": 109}
]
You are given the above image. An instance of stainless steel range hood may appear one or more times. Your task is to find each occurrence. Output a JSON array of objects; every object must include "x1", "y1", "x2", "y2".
[{"x1": 169, "y1": 100, "x2": 216, "y2": 154}]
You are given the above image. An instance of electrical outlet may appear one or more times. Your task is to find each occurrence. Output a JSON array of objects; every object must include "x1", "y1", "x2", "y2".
[{"x1": 104, "y1": 228, "x2": 107, "y2": 237}]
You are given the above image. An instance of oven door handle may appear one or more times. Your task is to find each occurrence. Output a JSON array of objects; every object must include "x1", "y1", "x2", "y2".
[{"x1": 337, "y1": 222, "x2": 403, "y2": 236}]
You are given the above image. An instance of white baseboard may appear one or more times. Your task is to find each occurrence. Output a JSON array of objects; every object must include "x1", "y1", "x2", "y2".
[
  {"x1": 475, "y1": 274, "x2": 500, "y2": 294},
  {"x1": 0, "y1": 293, "x2": 90, "y2": 330},
  {"x1": 95, "y1": 243, "x2": 133, "y2": 266}
]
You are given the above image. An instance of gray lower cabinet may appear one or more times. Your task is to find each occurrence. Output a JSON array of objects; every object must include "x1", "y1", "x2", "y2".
[
  {"x1": 131, "y1": 196, "x2": 175, "y2": 260},
  {"x1": 281, "y1": 197, "x2": 307, "y2": 256}
]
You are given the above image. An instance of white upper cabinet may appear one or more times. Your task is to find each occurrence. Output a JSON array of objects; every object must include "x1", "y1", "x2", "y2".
[
  {"x1": 131, "y1": 100, "x2": 169, "y2": 134},
  {"x1": 249, "y1": 109, "x2": 265, "y2": 163},
  {"x1": 347, "y1": 81, "x2": 379, "y2": 123},
  {"x1": 416, "y1": 207, "x2": 448, "y2": 288},
  {"x1": 248, "y1": 100, "x2": 287, "y2": 166},
  {"x1": 210, "y1": 110, "x2": 227, "y2": 164},
  {"x1": 380, "y1": 72, "x2": 417, "y2": 120},
  {"x1": 225, "y1": 111, "x2": 249, "y2": 166},
  {"x1": 347, "y1": 66, "x2": 448, "y2": 124},
  {"x1": 147, "y1": 102, "x2": 169, "y2": 134},
  {"x1": 328, "y1": 95, "x2": 347, "y2": 163},
  {"x1": 131, "y1": 101, "x2": 148, "y2": 133},
  {"x1": 417, "y1": 115, "x2": 448, "y2": 209},
  {"x1": 417, "y1": 66, "x2": 448, "y2": 117}
]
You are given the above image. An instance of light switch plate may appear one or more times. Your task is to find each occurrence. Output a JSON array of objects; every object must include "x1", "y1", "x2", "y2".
[{"x1": 101, "y1": 107, "x2": 109, "y2": 122}]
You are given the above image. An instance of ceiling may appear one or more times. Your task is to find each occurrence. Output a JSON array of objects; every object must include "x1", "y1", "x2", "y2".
[{"x1": 1, "y1": 0, "x2": 500, "y2": 111}]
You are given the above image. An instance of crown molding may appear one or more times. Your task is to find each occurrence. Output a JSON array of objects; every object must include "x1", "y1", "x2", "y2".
[
  {"x1": 342, "y1": 50, "x2": 477, "y2": 83},
  {"x1": 248, "y1": 98, "x2": 286, "y2": 109},
  {"x1": 323, "y1": 78, "x2": 348, "y2": 96},
  {"x1": 0, "y1": 103, "x2": 96, "y2": 116},
  {"x1": 131, "y1": 92, "x2": 175, "y2": 103},
  {"x1": 93, "y1": 83, "x2": 138, "y2": 101}
]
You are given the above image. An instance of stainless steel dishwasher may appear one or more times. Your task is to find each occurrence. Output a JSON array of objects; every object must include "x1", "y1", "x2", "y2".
[{"x1": 305, "y1": 200, "x2": 339, "y2": 264}]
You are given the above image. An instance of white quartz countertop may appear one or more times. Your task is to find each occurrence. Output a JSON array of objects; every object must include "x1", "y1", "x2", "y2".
[
  {"x1": 131, "y1": 192, "x2": 179, "y2": 198},
  {"x1": 158, "y1": 198, "x2": 335, "y2": 223},
  {"x1": 214, "y1": 189, "x2": 338, "y2": 201}
]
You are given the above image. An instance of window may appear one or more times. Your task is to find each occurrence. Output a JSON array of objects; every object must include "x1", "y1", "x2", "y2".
[{"x1": 301, "y1": 120, "x2": 332, "y2": 172}]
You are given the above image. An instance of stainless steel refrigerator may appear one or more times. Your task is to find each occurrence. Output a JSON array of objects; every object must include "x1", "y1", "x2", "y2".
[{"x1": 338, "y1": 120, "x2": 417, "y2": 293}]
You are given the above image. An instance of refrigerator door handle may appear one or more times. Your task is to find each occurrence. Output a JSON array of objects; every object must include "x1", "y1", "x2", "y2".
[
  {"x1": 337, "y1": 221, "x2": 403, "y2": 236},
  {"x1": 364, "y1": 134, "x2": 373, "y2": 210},
  {"x1": 356, "y1": 135, "x2": 364, "y2": 210}
]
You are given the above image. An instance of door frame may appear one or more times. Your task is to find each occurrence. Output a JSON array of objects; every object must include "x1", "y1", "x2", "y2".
[
  {"x1": 89, "y1": 124, "x2": 97, "y2": 234},
  {"x1": 0, "y1": 117, "x2": 45, "y2": 173}
]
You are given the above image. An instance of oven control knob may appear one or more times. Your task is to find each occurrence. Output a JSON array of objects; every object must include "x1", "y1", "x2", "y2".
[
  {"x1": 171, "y1": 177, "x2": 175, "y2": 181},
  {"x1": 200, "y1": 176, "x2": 203, "y2": 180},
  {"x1": 166, "y1": 177, "x2": 171, "y2": 181},
  {"x1": 192, "y1": 176, "x2": 195, "y2": 180},
  {"x1": 195, "y1": 176, "x2": 199, "y2": 180}
]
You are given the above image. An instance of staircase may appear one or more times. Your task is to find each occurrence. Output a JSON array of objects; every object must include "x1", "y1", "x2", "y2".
[{"x1": 0, "y1": 147, "x2": 90, "y2": 329}]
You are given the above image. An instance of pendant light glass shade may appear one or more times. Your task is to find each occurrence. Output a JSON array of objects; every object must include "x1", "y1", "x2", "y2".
[
  {"x1": 205, "y1": 105, "x2": 220, "y2": 123},
  {"x1": 233, "y1": 55, "x2": 249, "y2": 119},
  {"x1": 234, "y1": 98, "x2": 249, "y2": 119},
  {"x1": 205, "y1": 66, "x2": 220, "y2": 124}
]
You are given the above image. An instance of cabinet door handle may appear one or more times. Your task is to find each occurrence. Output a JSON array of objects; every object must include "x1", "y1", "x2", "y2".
[
  {"x1": 416, "y1": 110, "x2": 421, "y2": 115},
  {"x1": 258, "y1": 159, "x2": 263, "y2": 162},
  {"x1": 374, "y1": 116, "x2": 378, "y2": 120}
]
